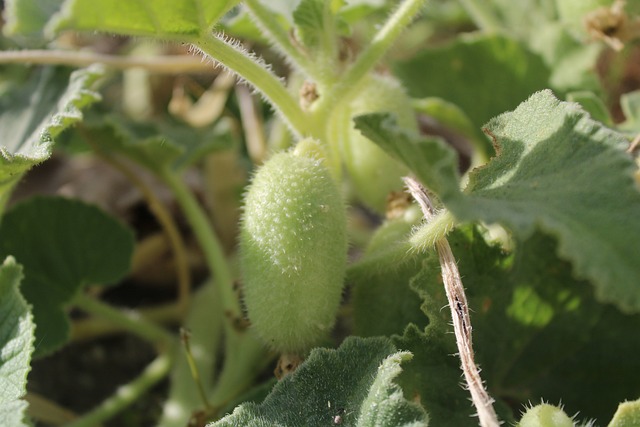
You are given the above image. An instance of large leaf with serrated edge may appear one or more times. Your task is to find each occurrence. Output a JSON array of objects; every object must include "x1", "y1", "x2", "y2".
[
  {"x1": 210, "y1": 337, "x2": 428, "y2": 427},
  {"x1": 0, "y1": 257, "x2": 34, "y2": 427},
  {"x1": 0, "y1": 197, "x2": 134, "y2": 357},
  {"x1": 357, "y1": 90, "x2": 640, "y2": 313},
  {"x1": 457, "y1": 90, "x2": 640, "y2": 313},
  {"x1": 50, "y1": 0, "x2": 240, "y2": 39},
  {"x1": 0, "y1": 65, "x2": 102, "y2": 212},
  {"x1": 77, "y1": 113, "x2": 235, "y2": 174}
]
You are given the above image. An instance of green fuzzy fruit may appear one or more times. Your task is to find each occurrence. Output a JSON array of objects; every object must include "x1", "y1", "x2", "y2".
[
  {"x1": 343, "y1": 74, "x2": 417, "y2": 213},
  {"x1": 518, "y1": 403, "x2": 574, "y2": 427},
  {"x1": 240, "y1": 142, "x2": 348, "y2": 353}
]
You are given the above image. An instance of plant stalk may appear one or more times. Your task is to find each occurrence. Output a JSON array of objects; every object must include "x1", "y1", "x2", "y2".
[
  {"x1": 315, "y1": 0, "x2": 427, "y2": 117},
  {"x1": 404, "y1": 177, "x2": 500, "y2": 427},
  {"x1": 90, "y1": 145, "x2": 192, "y2": 316},
  {"x1": 243, "y1": 0, "x2": 315, "y2": 76},
  {"x1": 159, "y1": 169, "x2": 242, "y2": 324},
  {"x1": 0, "y1": 50, "x2": 213, "y2": 73},
  {"x1": 196, "y1": 32, "x2": 309, "y2": 137},
  {"x1": 63, "y1": 352, "x2": 173, "y2": 427},
  {"x1": 73, "y1": 293, "x2": 175, "y2": 347}
]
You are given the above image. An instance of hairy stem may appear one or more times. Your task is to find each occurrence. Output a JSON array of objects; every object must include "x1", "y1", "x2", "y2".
[
  {"x1": 64, "y1": 352, "x2": 173, "y2": 427},
  {"x1": 0, "y1": 50, "x2": 213, "y2": 73},
  {"x1": 196, "y1": 32, "x2": 310, "y2": 137},
  {"x1": 404, "y1": 177, "x2": 500, "y2": 427},
  {"x1": 73, "y1": 293, "x2": 176, "y2": 347},
  {"x1": 243, "y1": 0, "x2": 315, "y2": 76},
  {"x1": 315, "y1": 0, "x2": 426, "y2": 117}
]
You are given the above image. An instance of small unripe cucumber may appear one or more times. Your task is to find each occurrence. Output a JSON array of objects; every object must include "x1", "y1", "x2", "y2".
[
  {"x1": 240, "y1": 140, "x2": 348, "y2": 353},
  {"x1": 518, "y1": 403, "x2": 574, "y2": 427}
]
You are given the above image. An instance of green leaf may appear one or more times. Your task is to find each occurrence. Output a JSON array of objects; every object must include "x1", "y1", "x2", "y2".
[
  {"x1": 3, "y1": 0, "x2": 63, "y2": 40},
  {"x1": 0, "y1": 65, "x2": 103, "y2": 212},
  {"x1": 293, "y1": 0, "x2": 327, "y2": 48},
  {"x1": 566, "y1": 91, "x2": 613, "y2": 126},
  {"x1": 455, "y1": 90, "x2": 640, "y2": 313},
  {"x1": 0, "y1": 257, "x2": 34, "y2": 427},
  {"x1": 395, "y1": 227, "x2": 515, "y2": 426},
  {"x1": 404, "y1": 225, "x2": 640, "y2": 423},
  {"x1": 351, "y1": 207, "x2": 427, "y2": 337},
  {"x1": 0, "y1": 196, "x2": 134, "y2": 357},
  {"x1": 393, "y1": 34, "x2": 550, "y2": 137},
  {"x1": 528, "y1": 23, "x2": 601, "y2": 93},
  {"x1": 360, "y1": 90, "x2": 640, "y2": 313},
  {"x1": 620, "y1": 90, "x2": 640, "y2": 132},
  {"x1": 50, "y1": 0, "x2": 241, "y2": 39},
  {"x1": 211, "y1": 337, "x2": 428, "y2": 427},
  {"x1": 78, "y1": 113, "x2": 236, "y2": 174},
  {"x1": 353, "y1": 113, "x2": 461, "y2": 203},
  {"x1": 608, "y1": 398, "x2": 640, "y2": 427},
  {"x1": 412, "y1": 97, "x2": 482, "y2": 147}
]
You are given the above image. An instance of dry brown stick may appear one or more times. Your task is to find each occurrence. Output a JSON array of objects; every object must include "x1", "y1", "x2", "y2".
[
  {"x1": 404, "y1": 177, "x2": 500, "y2": 427},
  {"x1": 0, "y1": 50, "x2": 214, "y2": 73}
]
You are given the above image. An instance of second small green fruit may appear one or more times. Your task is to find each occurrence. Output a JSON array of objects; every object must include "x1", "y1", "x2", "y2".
[
  {"x1": 240, "y1": 142, "x2": 348, "y2": 353},
  {"x1": 342, "y1": 74, "x2": 418, "y2": 213}
]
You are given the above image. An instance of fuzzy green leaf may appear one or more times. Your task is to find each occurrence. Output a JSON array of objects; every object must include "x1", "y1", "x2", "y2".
[
  {"x1": 393, "y1": 34, "x2": 550, "y2": 134},
  {"x1": 0, "y1": 197, "x2": 134, "y2": 357},
  {"x1": 0, "y1": 257, "x2": 34, "y2": 427},
  {"x1": 78, "y1": 113, "x2": 235, "y2": 174},
  {"x1": 364, "y1": 90, "x2": 640, "y2": 313},
  {"x1": 210, "y1": 337, "x2": 428, "y2": 427},
  {"x1": 293, "y1": 0, "x2": 327, "y2": 48},
  {"x1": 50, "y1": 0, "x2": 240, "y2": 39},
  {"x1": 351, "y1": 207, "x2": 427, "y2": 337},
  {"x1": 3, "y1": 0, "x2": 63, "y2": 39},
  {"x1": 403, "y1": 225, "x2": 640, "y2": 424},
  {"x1": 353, "y1": 113, "x2": 461, "y2": 202},
  {"x1": 395, "y1": 227, "x2": 515, "y2": 426},
  {"x1": 608, "y1": 399, "x2": 640, "y2": 427},
  {"x1": 455, "y1": 90, "x2": 640, "y2": 313},
  {"x1": 0, "y1": 66, "x2": 103, "y2": 212}
]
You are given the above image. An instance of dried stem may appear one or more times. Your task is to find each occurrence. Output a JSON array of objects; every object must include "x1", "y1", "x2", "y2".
[
  {"x1": 0, "y1": 50, "x2": 214, "y2": 73},
  {"x1": 404, "y1": 177, "x2": 500, "y2": 427}
]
